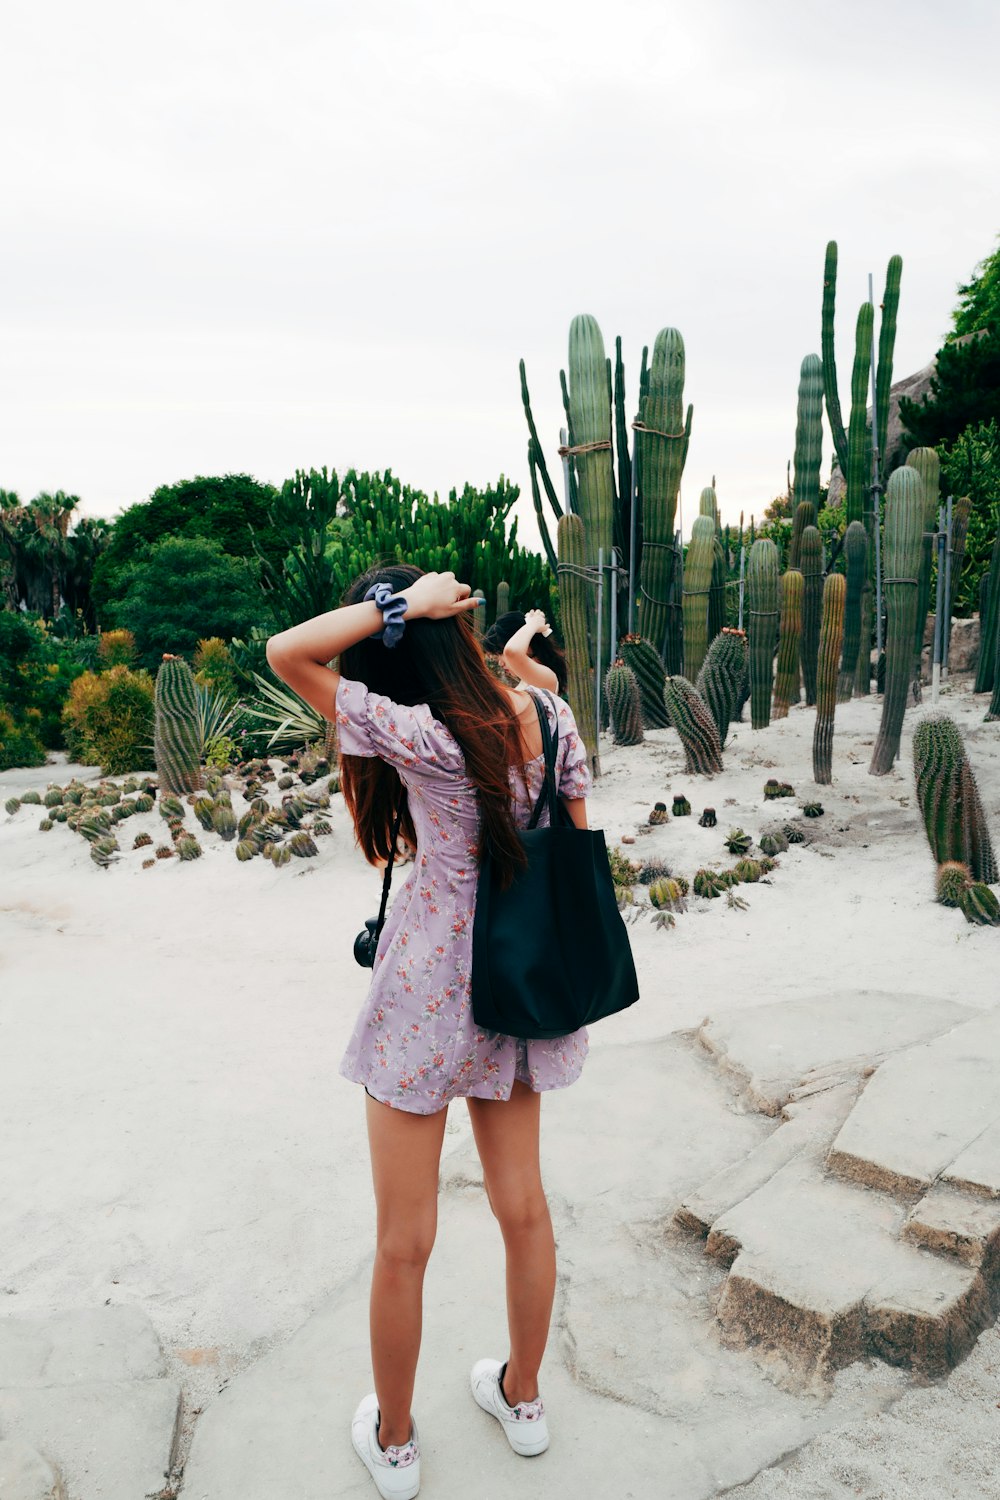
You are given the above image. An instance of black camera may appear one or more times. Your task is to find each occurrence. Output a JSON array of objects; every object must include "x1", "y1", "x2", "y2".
[{"x1": 354, "y1": 917, "x2": 380, "y2": 969}]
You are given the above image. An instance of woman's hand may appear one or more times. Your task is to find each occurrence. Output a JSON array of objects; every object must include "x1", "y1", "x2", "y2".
[
  {"x1": 524, "y1": 608, "x2": 552, "y2": 638},
  {"x1": 402, "y1": 572, "x2": 484, "y2": 621}
]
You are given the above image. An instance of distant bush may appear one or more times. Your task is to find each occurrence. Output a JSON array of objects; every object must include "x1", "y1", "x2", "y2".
[
  {"x1": 98, "y1": 628, "x2": 138, "y2": 668},
  {"x1": 62, "y1": 666, "x2": 155, "y2": 775},
  {"x1": 0, "y1": 707, "x2": 46, "y2": 771},
  {"x1": 0, "y1": 612, "x2": 85, "y2": 759},
  {"x1": 194, "y1": 637, "x2": 238, "y2": 694}
]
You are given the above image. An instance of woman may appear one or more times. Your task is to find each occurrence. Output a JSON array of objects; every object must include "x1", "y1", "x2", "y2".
[
  {"x1": 266, "y1": 567, "x2": 591, "y2": 1499},
  {"x1": 482, "y1": 608, "x2": 568, "y2": 695}
]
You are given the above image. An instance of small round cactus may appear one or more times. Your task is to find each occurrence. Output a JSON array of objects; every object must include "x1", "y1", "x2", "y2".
[
  {"x1": 90, "y1": 836, "x2": 119, "y2": 867},
  {"x1": 648, "y1": 802, "x2": 669, "y2": 826},
  {"x1": 176, "y1": 836, "x2": 202, "y2": 861},
  {"x1": 312, "y1": 818, "x2": 333, "y2": 836},
  {"x1": 98, "y1": 788, "x2": 121, "y2": 807},
  {"x1": 155, "y1": 844, "x2": 174, "y2": 859},
  {"x1": 784, "y1": 823, "x2": 806, "y2": 845},
  {"x1": 649, "y1": 877, "x2": 687, "y2": 912},
  {"x1": 39, "y1": 818, "x2": 53, "y2": 831},
  {"x1": 159, "y1": 795, "x2": 185, "y2": 821},
  {"x1": 936, "y1": 861, "x2": 972, "y2": 908},
  {"x1": 250, "y1": 796, "x2": 270, "y2": 817},
  {"x1": 724, "y1": 828, "x2": 752, "y2": 856},
  {"x1": 20, "y1": 790, "x2": 42, "y2": 806},
  {"x1": 133, "y1": 832, "x2": 154, "y2": 850},
  {"x1": 5, "y1": 798, "x2": 21, "y2": 815},
  {"x1": 638, "y1": 857, "x2": 673, "y2": 886},
  {"x1": 959, "y1": 883, "x2": 1000, "y2": 926},
  {"x1": 614, "y1": 884, "x2": 634, "y2": 909},
  {"x1": 43, "y1": 787, "x2": 63, "y2": 808},
  {"x1": 193, "y1": 797, "x2": 215, "y2": 831},
  {"x1": 802, "y1": 802, "x2": 824, "y2": 818},
  {"x1": 672, "y1": 795, "x2": 691, "y2": 817},
  {"x1": 212, "y1": 803, "x2": 238, "y2": 841},
  {"x1": 134, "y1": 793, "x2": 155, "y2": 814},
  {"x1": 758, "y1": 855, "x2": 778, "y2": 874},
  {"x1": 698, "y1": 808, "x2": 717, "y2": 828},
  {"x1": 288, "y1": 830, "x2": 319, "y2": 858},
  {"x1": 733, "y1": 857, "x2": 763, "y2": 883},
  {"x1": 277, "y1": 774, "x2": 295, "y2": 790},
  {"x1": 142, "y1": 858, "x2": 156, "y2": 869},
  {"x1": 693, "y1": 868, "x2": 726, "y2": 899},
  {"x1": 53, "y1": 808, "x2": 69, "y2": 823},
  {"x1": 759, "y1": 829, "x2": 789, "y2": 857},
  {"x1": 235, "y1": 839, "x2": 257, "y2": 862},
  {"x1": 270, "y1": 844, "x2": 292, "y2": 866}
]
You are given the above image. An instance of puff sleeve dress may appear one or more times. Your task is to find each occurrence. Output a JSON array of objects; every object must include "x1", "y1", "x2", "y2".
[{"x1": 335, "y1": 678, "x2": 592, "y2": 1113}]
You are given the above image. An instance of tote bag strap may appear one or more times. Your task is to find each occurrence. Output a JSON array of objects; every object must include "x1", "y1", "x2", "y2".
[{"x1": 526, "y1": 690, "x2": 561, "y2": 831}]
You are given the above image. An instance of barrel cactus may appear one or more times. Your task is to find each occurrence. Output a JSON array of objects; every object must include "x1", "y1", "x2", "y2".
[
  {"x1": 648, "y1": 802, "x2": 669, "y2": 826},
  {"x1": 154, "y1": 655, "x2": 203, "y2": 795},
  {"x1": 683, "y1": 515, "x2": 717, "y2": 683},
  {"x1": 813, "y1": 572, "x2": 846, "y2": 785},
  {"x1": 5, "y1": 798, "x2": 20, "y2": 815},
  {"x1": 288, "y1": 830, "x2": 319, "y2": 857},
  {"x1": 746, "y1": 539, "x2": 779, "y2": 729},
  {"x1": 605, "y1": 661, "x2": 644, "y2": 746},
  {"x1": 759, "y1": 828, "x2": 789, "y2": 857},
  {"x1": 672, "y1": 794, "x2": 691, "y2": 817},
  {"x1": 698, "y1": 807, "x2": 717, "y2": 828},
  {"x1": 557, "y1": 513, "x2": 598, "y2": 771},
  {"x1": 696, "y1": 629, "x2": 748, "y2": 748},
  {"x1": 772, "y1": 570, "x2": 803, "y2": 720},
  {"x1": 936, "y1": 861, "x2": 971, "y2": 908},
  {"x1": 724, "y1": 828, "x2": 752, "y2": 856},
  {"x1": 803, "y1": 801, "x2": 824, "y2": 818},
  {"x1": 212, "y1": 803, "x2": 238, "y2": 841},
  {"x1": 799, "y1": 526, "x2": 824, "y2": 706},
  {"x1": 663, "y1": 677, "x2": 723, "y2": 775},
  {"x1": 649, "y1": 877, "x2": 687, "y2": 913},
  {"x1": 21, "y1": 790, "x2": 42, "y2": 806},
  {"x1": 733, "y1": 857, "x2": 763, "y2": 884},
  {"x1": 176, "y1": 835, "x2": 202, "y2": 861},
  {"x1": 692, "y1": 868, "x2": 726, "y2": 899},
  {"x1": 193, "y1": 797, "x2": 215, "y2": 832},
  {"x1": 870, "y1": 467, "x2": 925, "y2": 774},
  {"x1": 638, "y1": 857, "x2": 673, "y2": 885},
  {"x1": 619, "y1": 636, "x2": 670, "y2": 729},
  {"x1": 913, "y1": 715, "x2": 997, "y2": 883},
  {"x1": 133, "y1": 832, "x2": 153, "y2": 850},
  {"x1": 836, "y1": 521, "x2": 870, "y2": 703},
  {"x1": 960, "y1": 883, "x2": 1000, "y2": 927}
]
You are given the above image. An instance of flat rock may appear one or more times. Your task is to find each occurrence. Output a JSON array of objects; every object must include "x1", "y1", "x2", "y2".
[
  {"x1": 697, "y1": 993, "x2": 970, "y2": 1115},
  {"x1": 0, "y1": 1379, "x2": 181, "y2": 1500},
  {"x1": 0, "y1": 1306, "x2": 165, "y2": 1389},
  {"x1": 903, "y1": 1185, "x2": 1000, "y2": 1268},
  {"x1": 0, "y1": 1440, "x2": 65, "y2": 1500},
  {"x1": 828, "y1": 1010, "x2": 1000, "y2": 1197},
  {"x1": 942, "y1": 1117, "x2": 1000, "y2": 1199}
]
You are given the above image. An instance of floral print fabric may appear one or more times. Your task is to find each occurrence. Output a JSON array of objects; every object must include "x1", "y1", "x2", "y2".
[{"x1": 336, "y1": 677, "x2": 592, "y2": 1114}]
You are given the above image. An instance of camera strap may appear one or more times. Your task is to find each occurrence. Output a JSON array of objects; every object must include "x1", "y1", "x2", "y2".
[{"x1": 374, "y1": 796, "x2": 406, "y2": 944}]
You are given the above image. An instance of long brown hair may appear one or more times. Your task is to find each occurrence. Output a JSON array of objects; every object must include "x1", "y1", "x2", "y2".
[
  {"x1": 339, "y1": 565, "x2": 528, "y2": 887},
  {"x1": 482, "y1": 610, "x2": 568, "y2": 693}
]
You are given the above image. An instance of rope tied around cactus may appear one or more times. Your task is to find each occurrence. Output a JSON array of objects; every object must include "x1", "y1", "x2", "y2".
[
  {"x1": 631, "y1": 421, "x2": 687, "y2": 440},
  {"x1": 556, "y1": 561, "x2": 604, "y2": 583},
  {"x1": 747, "y1": 608, "x2": 780, "y2": 618},
  {"x1": 557, "y1": 439, "x2": 613, "y2": 457},
  {"x1": 884, "y1": 577, "x2": 919, "y2": 585}
]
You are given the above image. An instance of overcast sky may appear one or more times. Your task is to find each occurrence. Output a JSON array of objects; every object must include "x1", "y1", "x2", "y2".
[{"x1": 3, "y1": 0, "x2": 998, "y2": 547}]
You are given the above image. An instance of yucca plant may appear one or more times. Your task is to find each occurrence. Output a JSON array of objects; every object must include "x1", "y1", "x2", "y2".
[{"x1": 242, "y1": 673, "x2": 334, "y2": 756}]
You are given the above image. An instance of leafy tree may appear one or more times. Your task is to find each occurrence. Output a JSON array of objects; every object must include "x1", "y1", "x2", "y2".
[
  {"x1": 91, "y1": 473, "x2": 282, "y2": 623},
  {"x1": 0, "y1": 491, "x2": 84, "y2": 617},
  {"x1": 941, "y1": 420, "x2": 1000, "y2": 614},
  {"x1": 901, "y1": 326, "x2": 1000, "y2": 449},
  {"x1": 106, "y1": 536, "x2": 266, "y2": 668},
  {"x1": 952, "y1": 238, "x2": 1000, "y2": 339},
  {"x1": 0, "y1": 613, "x2": 85, "y2": 754}
]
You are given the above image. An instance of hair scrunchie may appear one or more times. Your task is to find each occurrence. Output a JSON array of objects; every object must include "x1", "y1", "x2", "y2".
[{"x1": 364, "y1": 582, "x2": 408, "y2": 648}]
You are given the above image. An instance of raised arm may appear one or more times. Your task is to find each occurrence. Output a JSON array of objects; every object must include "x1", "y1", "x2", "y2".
[
  {"x1": 265, "y1": 572, "x2": 482, "y2": 719},
  {"x1": 502, "y1": 609, "x2": 559, "y2": 693}
]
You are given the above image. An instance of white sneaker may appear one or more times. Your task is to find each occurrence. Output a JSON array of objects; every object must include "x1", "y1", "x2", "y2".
[
  {"x1": 470, "y1": 1358, "x2": 549, "y2": 1456},
  {"x1": 351, "y1": 1393, "x2": 421, "y2": 1499}
]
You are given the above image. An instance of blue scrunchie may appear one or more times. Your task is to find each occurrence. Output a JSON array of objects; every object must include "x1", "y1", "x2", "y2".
[{"x1": 364, "y1": 582, "x2": 408, "y2": 648}]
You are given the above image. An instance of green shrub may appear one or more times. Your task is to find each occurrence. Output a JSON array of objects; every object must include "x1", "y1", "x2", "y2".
[
  {"x1": 97, "y1": 628, "x2": 138, "y2": 668},
  {"x1": 62, "y1": 666, "x2": 155, "y2": 774},
  {"x1": 194, "y1": 637, "x2": 238, "y2": 694},
  {"x1": 0, "y1": 709, "x2": 46, "y2": 771},
  {"x1": 0, "y1": 612, "x2": 85, "y2": 751}
]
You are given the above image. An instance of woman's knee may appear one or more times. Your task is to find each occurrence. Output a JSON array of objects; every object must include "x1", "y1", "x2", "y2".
[
  {"x1": 376, "y1": 1217, "x2": 438, "y2": 1274},
  {"x1": 490, "y1": 1184, "x2": 551, "y2": 1241}
]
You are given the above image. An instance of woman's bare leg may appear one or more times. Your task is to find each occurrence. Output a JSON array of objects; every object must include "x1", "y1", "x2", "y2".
[
  {"x1": 366, "y1": 1094, "x2": 448, "y2": 1447},
  {"x1": 466, "y1": 1082, "x2": 555, "y2": 1405}
]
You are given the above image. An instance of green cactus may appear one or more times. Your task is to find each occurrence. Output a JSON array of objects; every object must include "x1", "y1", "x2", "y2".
[
  {"x1": 758, "y1": 855, "x2": 778, "y2": 874},
  {"x1": 663, "y1": 677, "x2": 723, "y2": 775},
  {"x1": 277, "y1": 774, "x2": 294, "y2": 790},
  {"x1": 193, "y1": 797, "x2": 215, "y2": 831},
  {"x1": 813, "y1": 572, "x2": 846, "y2": 786},
  {"x1": 792, "y1": 353, "x2": 823, "y2": 520},
  {"x1": 38, "y1": 818, "x2": 53, "y2": 831},
  {"x1": 53, "y1": 808, "x2": 69, "y2": 822},
  {"x1": 133, "y1": 832, "x2": 153, "y2": 850},
  {"x1": 936, "y1": 861, "x2": 971, "y2": 908},
  {"x1": 496, "y1": 580, "x2": 510, "y2": 620},
  {"x1": 875, "y1": 257, "x2": 903, "y2": 466},
  {"x1": 746, "y1": 539, "x2": 779, "y2": 729},
  {"x1": 772, "y1": 570, "x2": 803, "y2": 719},
  {"x1": 557, "y1": 513, "x2": 598, "y2": 772},
  {"x1": 906, "y1": 447, "x2": 941, "y2": 699},
  {"x1": 733, "y1": 857, "x2": 763, "y2": 884},
  {"x1": 155, "y1": 843, "x2": 174, "y2": 859},
  {"x1": 636, "y1": 328, "x2": 692, "y2": 664},
  {"x1": 42, "y1": 787, "x2": 62, "y2": 808},
  {"x1": 90, "y1": 836, "x2": 119, "y2": 868},
  {"x1": 313, "y1": 817, "x2": 333, "y2": 836},
  {"x1": 698, "y1": 807, "x2": 717, "y2": 828},
  {"x1": 836, "y1": 522, "x2": 870, "y2": 703},
  {"x1": 759, "y1": 828, "x2": 789, "y2": 857},
  {"x1": 176, "y1": 835, "x2": 202, "y2": 861},
  {"x1": 949, "y1": 495, "x2": 972, "y2": 621},
  {"x1": 159, "y1": 794, "x2": 185, "y2": 821},
  {"x1": 763, "y1": 780, "x2": 795, "y2": 800},
  {"x1": 709, "y1": 534, "x2": 727, "y2": 647},
  {"x1": 846, "y1": 304, "x2": 875, "y2": 528},
  {"x1": 799, "y1": 526, "x2": 824, "y2": 706},
  {"x1": 959, "y1": 883, "x2": 1000, "y2": 927},
  {"x1": 134, "y1": 793, "x2": 154, "y2": 814},
  {"x1": 607, "y1": 847, "x2": 640, "y2": 886},
  {"x1": 471, "y1": 589, "x2": 486, "y2": 639},
  {"x1": 20, "y1": 790, "x2": 42, "y2": 805},
  {"x1": 869, "y1": 467, "x2": 925, "y2": 774},
  {"x1": 5, "y1": 797, "x2": 20, "y2": 815},
  {"x1": 913, "y1": 715, "x2": 997, "y2": 883},
  {"x1": 671, "y1": 794, "x2": 691, "y2": 817},
  {"x1": 649, "y1": 877, "x2": 686, "y2": 913},
  {"x1": 682, "y1": 515, "x2": 717, "y2": 683},
  {"x1": 605, "y1": 661, "x2": 644, "y2": 746},
  {"x1": 692, "y1": 868, "x2": 726, "y2": 899},
  {"x1": 802, "y1": 802, "x2": 824, "y2": 817},
  {"x1": 696, "y1": 628, "x2": 748, "y2": 748},
  {"x1": 648, "y1": 802, "x2": 669, "y2": 826},
  {"x1": 154, "y1": 655, "x2": 203, "y2": 795},
  {"x1": 974, "y1": 531, "x2": 1000, "y2": 695},
  {"x1": 212, "y1": 803, "x2": 238, "y2": 841},
  {"x1": 787, "y1": 501, "x2": 815, "y2": 573},
  {"x1": 564, "y1": 315, "x2": 616, "y2": 674},
  {"x1": 619, "y1": 635, "x2": 670, "y2": 729},
  {"x1": 288, "y1": 830, "x2": 319, "y2": 857},
  {"x1": 784, "y1": 822, "x2": 806, "y2": 844},
  {"x1": 724, "y1": 828, "x2": 752, "y2": 855},
  {"x1": 821, "y1": 242, "x2": 849, "y2": 478}
]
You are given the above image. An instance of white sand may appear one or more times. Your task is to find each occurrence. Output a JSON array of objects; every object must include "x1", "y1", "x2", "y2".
[{"x1": 1, "y1": 677, "x2": 998, "y2": 1494}]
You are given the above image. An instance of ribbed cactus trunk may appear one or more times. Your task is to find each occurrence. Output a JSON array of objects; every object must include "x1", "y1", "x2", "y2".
[
  {"x1": 870, "y1": 467, "x2": 925, "y2": 775},
  {"x1": 821, "y1": 243, "x2": 849, "y2": 478},
  {"x1": 799, "y1": 526, "x2": 824, "y2": 706},
  {"x1": 557, "y1": 514, "x2": 598, "y2": 774},
  {"x1": 813, "y1": 573, "x2": 846, "y2": 785},
  {"x1": 154, "y1": 655, "x2": 203, "y2": 794},
  {"x1": 906, "y1": 447, "x2": 940, "y2": 698},
  {"x1": 772, "y1": 569, "x2": 803, "y2": 719},
  {"x1": 567, "y1": 315, "x2": 616, "y2": 677},
  {"x1": 913, "y1": 715, "x2": 997, "y2": 883},
  {"x1": 836, "y1": 521, "x2": 870, "y2": 703},
  {"x1": 496, "y1": 580, "x2": 510, "y2": 619},
  {"x1": 948, "y1": 495, "x2": 971, "y2": 619},
  {"x1": 636, "y1": 328, "x2": 692, "y2": 664},
  {"x1": 682, "y1": 515, "x2": 716, "y2": 683},
  {"x1": 974, "y1": 531, "x2": 1000, "y2": 694},
  {"x1": 875, "y1": 257, "x2": 903, "y2": 462},
  {"x1": 787, "y1": 501, "x2": 815, "y2": 572},
  {"x1": 845, "y1": 305, "x2": 875, "y2": 527},
  {"x1": 793, "y1": 352, "x2": 823, "y2": 516},
  {"x1": 855, "y1": 589, "x2": 874, "y2": 696},
  {"x1": 746, "y1": 539, "x2": 779, "y2": 729},
  {"x1": 662, "y1": 676, "x2": 723, "y2": 775},
  {"x1": 619, "y1": 635, "x2": 670, "y2": 728},
  {"x1": 696, "y1": 628, "x2": 748, "y2": 749},
  {"x1": 605, "y1": 661, "x2": 644, "y2": 746},
  {"x1": 472, "y1": 589, "x2": 485, "y2": 638}
]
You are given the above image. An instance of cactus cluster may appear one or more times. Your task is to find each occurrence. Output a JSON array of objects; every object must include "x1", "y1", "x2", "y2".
[
  {"x1": 605, "y1": 661, "x2": 644, "y2": 746},
  {"x1": 746, "y1": 540, "x2": 779, "y2": 729},
  {"x1": 772, "y1": 571, "x2": 803, "y2": 719},
  {"x1": 636, "y1": 328, "x2": 693, "y2": 666},
  {"x1": 696, "y1": 629, "x2": 748, "y2": 748},
  {"x1": 763, "y1": 779, "x2": 795, "y2": 800},
  {"x1": 154, "y1": 655, "x2": 203, "y2": 795},
  {"x1": 663, "y1": 678, "x2": 723, "y2": 775},
  {"x1": 619, "y1": 636, "x2": 670, "y2": 729},
  {"x1": 812, "y1": 572, "x2": 846, "y2": 785},
  {"x1": 913, "y1": 716, "x2": 996, "y2": 883},
  {"x1": 870, "y1": 467, "x2": 925, "y2": 774},
  {"x1": 682, "y1": 515, "x2": 717, "y2": 683},
  {"x1": 836, "y1": 522, "x2": 869, "y2": 702}
]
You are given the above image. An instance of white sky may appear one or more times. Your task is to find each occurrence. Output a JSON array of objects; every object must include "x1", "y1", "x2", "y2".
[{"x1": 2, "y1": 0, "x2": 999, "y2": 546}]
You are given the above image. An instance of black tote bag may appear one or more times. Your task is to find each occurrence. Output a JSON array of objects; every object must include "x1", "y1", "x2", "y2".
[{"x1": 471, "y1": 692, "x2": 639, "y2": 1040}]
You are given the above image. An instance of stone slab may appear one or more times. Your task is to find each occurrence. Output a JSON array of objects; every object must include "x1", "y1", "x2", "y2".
[
  {"x1": 697, "y1": 993, "x2": 971, "y2": 1115},
  {"x1": 942, "y1": 1117, "x2": 1000, "y2": 1199},
  {"x1": 0, "y1": 1441, "x2": 65, "y2": 1500},
  {"x1": 0, "y1": 1379, "x2": 181, "y2": 1500},
  {"x1": 829, "y1": 1010, "x2": 1000, "y2": 1197},
  {"x1": 0, "y1": 1306, "x2": 165, "y2": 1389},
  {"x1": 903, "y1": 1185, "x2": 1000, "y2": 1268}
]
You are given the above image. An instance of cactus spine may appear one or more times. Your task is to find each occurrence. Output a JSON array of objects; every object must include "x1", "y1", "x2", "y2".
[
  {"x1": 812, "y1": 573, "x2": 846, "y2": 785},
  {"x1": 913, "y1": 715, "x2": 997, "y2": 883},
  {"x1": 619, "y1": 636, "x2": 670, "y2": 729},
  {"x1": 636, "y1": 329, "x2": 692, "y2": 663},
  {"x1": 682, "y1": 515, "x2": 716, "y2": 683},
  {"x1": 836, "y1": 522, "x2": 870, "y2": 702},
  {"x1": 746, "y1": 539, "x2": 779, "y2": 729},
  {"x1": 663, "y1": 677, "x2": 723, "y2": 775},
  {"x1": 792, "y1": 353, "x2": 823, "y2": 520},
  {"x1": 870, "y1": 468, "x2": 925, "y2": 774},
  {"x1": 154, "y1": 655, "x2": 203, "y2": 795},
  {"x1": 557, "y1": 514, "x2": 598, "y2": 772},
  {"x1": 772, "y1": 570, "x2": 803, "y2": 719},
  {"x1": 799, "y1": 526, "x2": 824, "y2": 706},
  {"x1": 605, "y1": 661, "x2": 644, "y2": 746},
  {"x1": 906, "y1": 447, "x2": 940, "y2": 697},
  {"x1": 696, "y1": 628, "x2": 748, "y2": 749}
]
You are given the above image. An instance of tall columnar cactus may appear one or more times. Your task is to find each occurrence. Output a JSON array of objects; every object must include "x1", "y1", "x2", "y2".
[
  {"x1": 604, "y1": 661, "x2": 644, "y2": 746},
  {"x1": 787, "y1": 501, "x2": 816, "y2": 572},
  {"x1": 557, "y1": 514, "x2": 598, "y2": 772},
  {"x1": 682, "y1": 515, "x2": 717, "y2": 683},
  {"x1": 699, "y1": 485, "x2": 719, "y2": 525},
  {"x1": 875, "y1": 257, "x2": 903, "y2": 465},
  {"x1": 154, "y1": 655, "x2": 203, "y2": 794},
  {"x1": 619, "y1": 635, "x2": 670, "y2": 728},
  {"x1": 799, "y1": 526, "x2": 824, "y2": 707},
  {"x1": 948, "y1": 495, "x2": 971, "y2": 620},
  {"x1": 974, "y1": 531, "x2": 1000, "y2": 695},
  {"x1": 792, "y1": 354, "x2": 824, "y2": 520},
  {"x1": 636, "y1": 328, "x2": 693, "y2": 663},
  {"x1": 772, "y1": 569, "x2": 803, "y2": 719},
  {"x1": 812, "y1": 573, "x2": 846, "y2": 785},
  {"x1": 870, "y1": 467, "x2": 925, "y2": 775},
  {"x1": 822, "y1": 242, "x2": 901, "y2": 487},
  {"x1": 662, "y1": 677, "x2": 723, "y2": 775},
  {"x1": 746, "y1": 539, "x2": 779, "y2": 729},
  {"x1": 567, "y1": 315, "x2": 616, "y2": 675},
  {"x1": 845, "y1": 304, "x2": 875, "y2": 527},
  {"x1": 709, "y1": 535, "x2": 727, "y2": 647},
  {"x1": 836, "y1": 521, "x2": 870, "y2": 703},
  {"x1": 496, "y1": 580, "x2": 510, "y2": 619},
  {"x1": 472, "y1": 589, "x2": 486, "y2": 638},
  {"x1": 696, "y1": 628, "x2": 748, "y2": 749},
  {"x1": 906, "y1": 447, "x2": 940, "y2": 697},
  {"x1": 913, "y1": 715, "x2": 997, "y2": 883}
]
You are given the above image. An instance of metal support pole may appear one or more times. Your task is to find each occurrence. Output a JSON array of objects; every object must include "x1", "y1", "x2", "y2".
[
  {"x1": 628, "y1": 448, "x2": 638, "y2": 635},
  {"x1": 559, "y1": 427, "x2": 572, "y2": 512},
  {"x1": 610, "y1": 548, "x2": 619, "y2": 661},
  {"x1": 595, "y1": 547, "x2": 604, "y2": 749},
  {"x1": 868, "y1": 273, "x2": 885, "y2": 663},
  {"x1": 738, "y1": 544, "x2": 746, "y2": 631},
  {"x1": 943, "y1": 496, "x2": 954, "y2": 678},
  {"x1": 932, "y1": 505, "x2": 946, "y2": 705}
]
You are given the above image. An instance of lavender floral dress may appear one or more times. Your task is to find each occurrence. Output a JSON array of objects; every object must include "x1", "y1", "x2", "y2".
[{"x1": 336, "y1": 678, "x2": 592, "y2": 1114}]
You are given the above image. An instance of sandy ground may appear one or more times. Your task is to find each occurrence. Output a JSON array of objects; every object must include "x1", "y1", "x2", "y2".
[{"x1": 1, "y1": 676, "x2": 998, "y2": 1496}]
